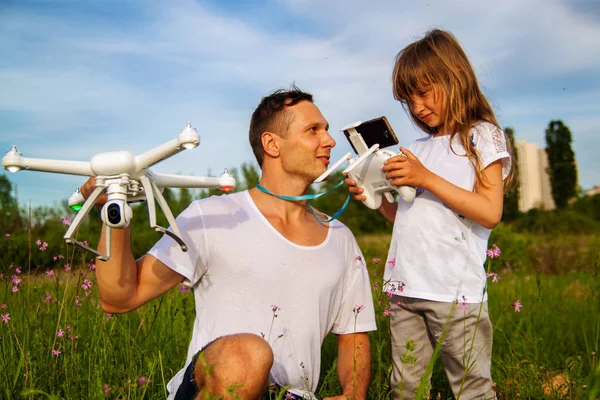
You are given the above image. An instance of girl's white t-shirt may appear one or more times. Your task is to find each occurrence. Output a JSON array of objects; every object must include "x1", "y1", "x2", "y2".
[
  {"x1": 384, "y1": 122, "x2": 511, "y2": 303},
  {"x1": 148, "y1": 191, "x2": 377, "y2": 399}
]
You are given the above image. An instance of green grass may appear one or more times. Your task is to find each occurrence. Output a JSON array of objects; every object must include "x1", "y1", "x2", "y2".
[{"x1": 1, "y1": 236, "x2": 599, "y2": 399}]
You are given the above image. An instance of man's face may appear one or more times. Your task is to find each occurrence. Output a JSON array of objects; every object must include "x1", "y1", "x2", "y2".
[{"x1": 278, "y1": 100, "x2": 336, "y2": 181}]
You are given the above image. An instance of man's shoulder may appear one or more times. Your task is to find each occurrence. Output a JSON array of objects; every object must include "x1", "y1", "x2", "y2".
[
  {"x1": 329, "y1": 219, "x2": 359, "y2": 244},
  {"x1": 190, "y1": 191, "x2": 248, "y2": 215}
]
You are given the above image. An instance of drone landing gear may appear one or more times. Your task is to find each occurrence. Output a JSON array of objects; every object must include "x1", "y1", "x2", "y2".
[
  {"x1": 139, "y1": 175, "x2": 187, "y2": 251},
  {"x1": 64, "y1": 186, "x2": 113, "y2": 261}
]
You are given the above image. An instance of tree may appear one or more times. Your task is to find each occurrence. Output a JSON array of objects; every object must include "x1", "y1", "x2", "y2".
[
  {"x1": 241, "y1": 162, "x2": 260, "y2": 190},
  {"x1": 545, "y1": 120, "x2": 577, "y2": 208},
  {"x1": 0, "y1": 174, "x2": 23, "y2": 234},
  {"x1": 502, "y1": 127, "x2": 520, "y2": 221}
]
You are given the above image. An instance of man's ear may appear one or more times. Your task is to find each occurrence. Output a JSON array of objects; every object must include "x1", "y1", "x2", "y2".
[{"x1": 261, "y1": 132, "x2": 281, "y2": 159}]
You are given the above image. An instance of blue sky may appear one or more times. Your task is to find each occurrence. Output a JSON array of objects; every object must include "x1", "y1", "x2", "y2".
[{"x1": 1, "y1": 0, "x2": 599, "y2": 208}]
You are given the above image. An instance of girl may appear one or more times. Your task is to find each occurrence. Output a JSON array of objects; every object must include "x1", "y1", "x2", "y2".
[{"x1": 348, "y1": 29, "x2": 513, "y2": 399}]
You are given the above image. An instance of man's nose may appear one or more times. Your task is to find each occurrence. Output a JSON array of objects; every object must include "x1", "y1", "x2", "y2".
[{"x1": 323, "y1": 131, "x2": 336, "y2": 148}]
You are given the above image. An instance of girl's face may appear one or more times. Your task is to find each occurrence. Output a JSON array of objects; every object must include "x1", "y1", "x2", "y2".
[{"x1": 409, "y1": 84, "x2": 447, "y2": 134}]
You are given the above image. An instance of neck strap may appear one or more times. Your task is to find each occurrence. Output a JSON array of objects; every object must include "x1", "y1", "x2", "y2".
[{"x1": 255, "y1": 180, "x2": 350, "y2": 223}]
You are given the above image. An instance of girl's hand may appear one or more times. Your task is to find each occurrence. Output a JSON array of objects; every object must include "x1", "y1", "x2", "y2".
[
  {"x1": 382, "y1": 147, "x2": 431, "y2": 189},
  {"x1": 344, "y1": 176, "x2": 367, "y2": 201}
]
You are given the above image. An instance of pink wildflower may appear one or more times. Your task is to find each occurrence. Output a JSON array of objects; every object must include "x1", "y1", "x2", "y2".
[
  {"x1": 486, "y1": 244, "x2": 501, "y2": 259},
  {"x1": 36, "y1": 239, "x2": 41, "y2": 246},
  {"x1": 486, "y1": 272, "x2": 500, "y2": 282},
  {"x1": 1, "y1": 313, "x2": 10, "y2": 324},
  {"x1": 66, "y1": 326, "x2": 72, "y2": 331},
  {"x1": 138, "y1": 376, "x2": 151, "y2": 387},
  {"x1": 15, "y1": 267, "x2": 21, "y2": 274},
  {"x1": 383, "y1": 307, "x2": 391, "y2": 316},
  {"x1": 387, "y1": 258, "x2": 396, "y2": 268},
  {"x1": 45, "y1": 295, "x2": 52, "y2": 303},
  {"x1": 513, "y1": 300, "x2": 522, "y2": 312},
  {"x1": 271, "y1": 305, "x2": 281, "y2": 313},
  {"x1": 106, "y1": 313, "x2": 113, "y2": 321},
  {"x1": 45, "y1": 270, "x2": 55, "y2": 277},
  {"x1": 0, "y1": 304, "x2": 6, "y2": 310},
  {"x1": 457, "y1": 296, "x2": 469, "y2": 310},
  {"x1": 11, "y1": 286, "x2": 19, "y2": 293},
  {"x1": 40, "y1": 242, "x2": 48, "y2": 251},
  {"x1": 81, "y1": 279, "x2": 92, "y2": 290},
  {"x1": 61, "y1": 216, "x2": 72, "y2": 226},
  {"x1": 372, "y1": 257, "x2": 381, "y2": 264},
  {"x1": 11, "y1": 275, "x2": 21, "y2": 286},
  {"x1": 51, "y1": 349, "x2": 60, "y2": 357},
  {"x1": 75, "y1": 296, "x2": 82, "y2": 308},
  {"x1": 56, "y1": 329, "x2": 64, "y2": 337},
  {"x1": 4, "y1": 233, "x2": 10, "y2": 237},
  {"x1": 353, "y1": 304, "x2": 365, "y2": 314},
  {"x1": 64, "y1": 264, "x2": 71, "y2": 272},
  {"x1": 88, "y1": 263, "x2": 96, "y2": 271},
  {"x1": 178, "y1": 285, "x2": 191, "y2": 293},
  {"x1": 103, "y1": 384, "x2": 111, "y2": 395}
]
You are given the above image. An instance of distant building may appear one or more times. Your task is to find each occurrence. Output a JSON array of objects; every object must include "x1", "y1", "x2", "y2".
[
  {"x1": 515, "y1": 140, "x2": 556, "y2": 212},
  {"x1": 585, "y1": 185, "x2": 600, "y2": 197}
]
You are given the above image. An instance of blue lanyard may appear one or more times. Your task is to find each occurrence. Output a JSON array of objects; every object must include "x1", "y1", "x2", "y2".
[{"x1": 255, "y1": 180, "x2": 351, "y2": 223}]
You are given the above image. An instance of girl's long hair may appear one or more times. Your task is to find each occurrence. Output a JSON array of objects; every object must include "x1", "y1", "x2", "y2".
[{"x1": 392, "y1": 28, "x2": 514, "y2": 189}]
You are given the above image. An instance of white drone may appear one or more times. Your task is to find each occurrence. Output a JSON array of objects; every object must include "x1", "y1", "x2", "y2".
[{"x1": 2, "y1": 122, "x2": 236, "y2": 260}]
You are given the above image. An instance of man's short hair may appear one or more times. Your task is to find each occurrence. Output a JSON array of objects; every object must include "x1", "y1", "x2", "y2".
[{"x1": 249, "y1": 85, "x2": 313, "y2": 167}]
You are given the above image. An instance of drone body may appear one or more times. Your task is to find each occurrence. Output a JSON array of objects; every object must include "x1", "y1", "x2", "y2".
[{"x1": 2, "y1": 122, "x2": 236, "y2": 260}]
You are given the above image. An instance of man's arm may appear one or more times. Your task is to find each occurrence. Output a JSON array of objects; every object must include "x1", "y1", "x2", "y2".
[
  {"x1": 80, "y1": 177, "x2": 185, "y2": 314},
  {"x1": 324, "y1": 333, "x2": 371, "y2": 400},
  {"x1": 95, "y1": 223, "x2": 184, "y2": 314}
]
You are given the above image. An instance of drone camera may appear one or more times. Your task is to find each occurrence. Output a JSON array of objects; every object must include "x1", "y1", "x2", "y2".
[{"x1": 101, "y1": 199, "x2": 132, "y2": 229}]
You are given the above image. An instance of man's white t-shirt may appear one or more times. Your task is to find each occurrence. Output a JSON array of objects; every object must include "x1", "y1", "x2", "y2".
[
  {"x1": 148, "y1": 191, "x2": 377, "y2": 399},
  {"x1": 384, "y1": 122, "x2": 511, "y2": 303}
]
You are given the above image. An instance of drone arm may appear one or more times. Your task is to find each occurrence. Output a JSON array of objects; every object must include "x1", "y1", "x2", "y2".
[
  {"x1": 139, "y1": 175, "x2": 188, "y2": 251},
  {"x1": 4, "y1": 156, "x2": 93, "y2": 176},
  {"x1": 64, "y1": 186, "x2": 112, "y2": 260},
  {"x1": 151, "y1": 173, "x2": 228, "y2": 189},
  {"x1": 135, "y1": 138, "x2": 187, "y2": 172},
  {"x1": 134, "y1": 123, "x2": 200, "y2": 172}
]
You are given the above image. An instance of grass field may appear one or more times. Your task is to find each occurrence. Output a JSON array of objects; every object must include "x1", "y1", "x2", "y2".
[{"x1": 1, "y1": 234, "x2": 599, "y2": 399}]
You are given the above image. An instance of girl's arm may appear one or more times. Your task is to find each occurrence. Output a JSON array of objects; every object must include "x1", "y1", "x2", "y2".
[
  {"x1": 382, "y1": 147, "x2": 504, "y2": 229},
  {"x1": 344, "y1": 177, "x2": 397, "y2": 223}
]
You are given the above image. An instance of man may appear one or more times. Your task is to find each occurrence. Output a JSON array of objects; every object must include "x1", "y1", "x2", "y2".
[{"x1": 83, "y1": 86, "x2": 376, "y2": 399}]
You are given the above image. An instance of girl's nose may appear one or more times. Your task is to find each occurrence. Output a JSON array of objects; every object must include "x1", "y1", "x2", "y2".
[{"x1": 412, "y1": 101, "x2": 424, "y2": 116}]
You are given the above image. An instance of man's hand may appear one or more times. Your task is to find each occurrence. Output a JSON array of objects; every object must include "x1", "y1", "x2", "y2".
[
  {"x1": 344, "y1": 177, "x2": 367, "y2": 202},
  {"x1": 80, "y1": 177, "x2": 107, "y2": 206}
]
